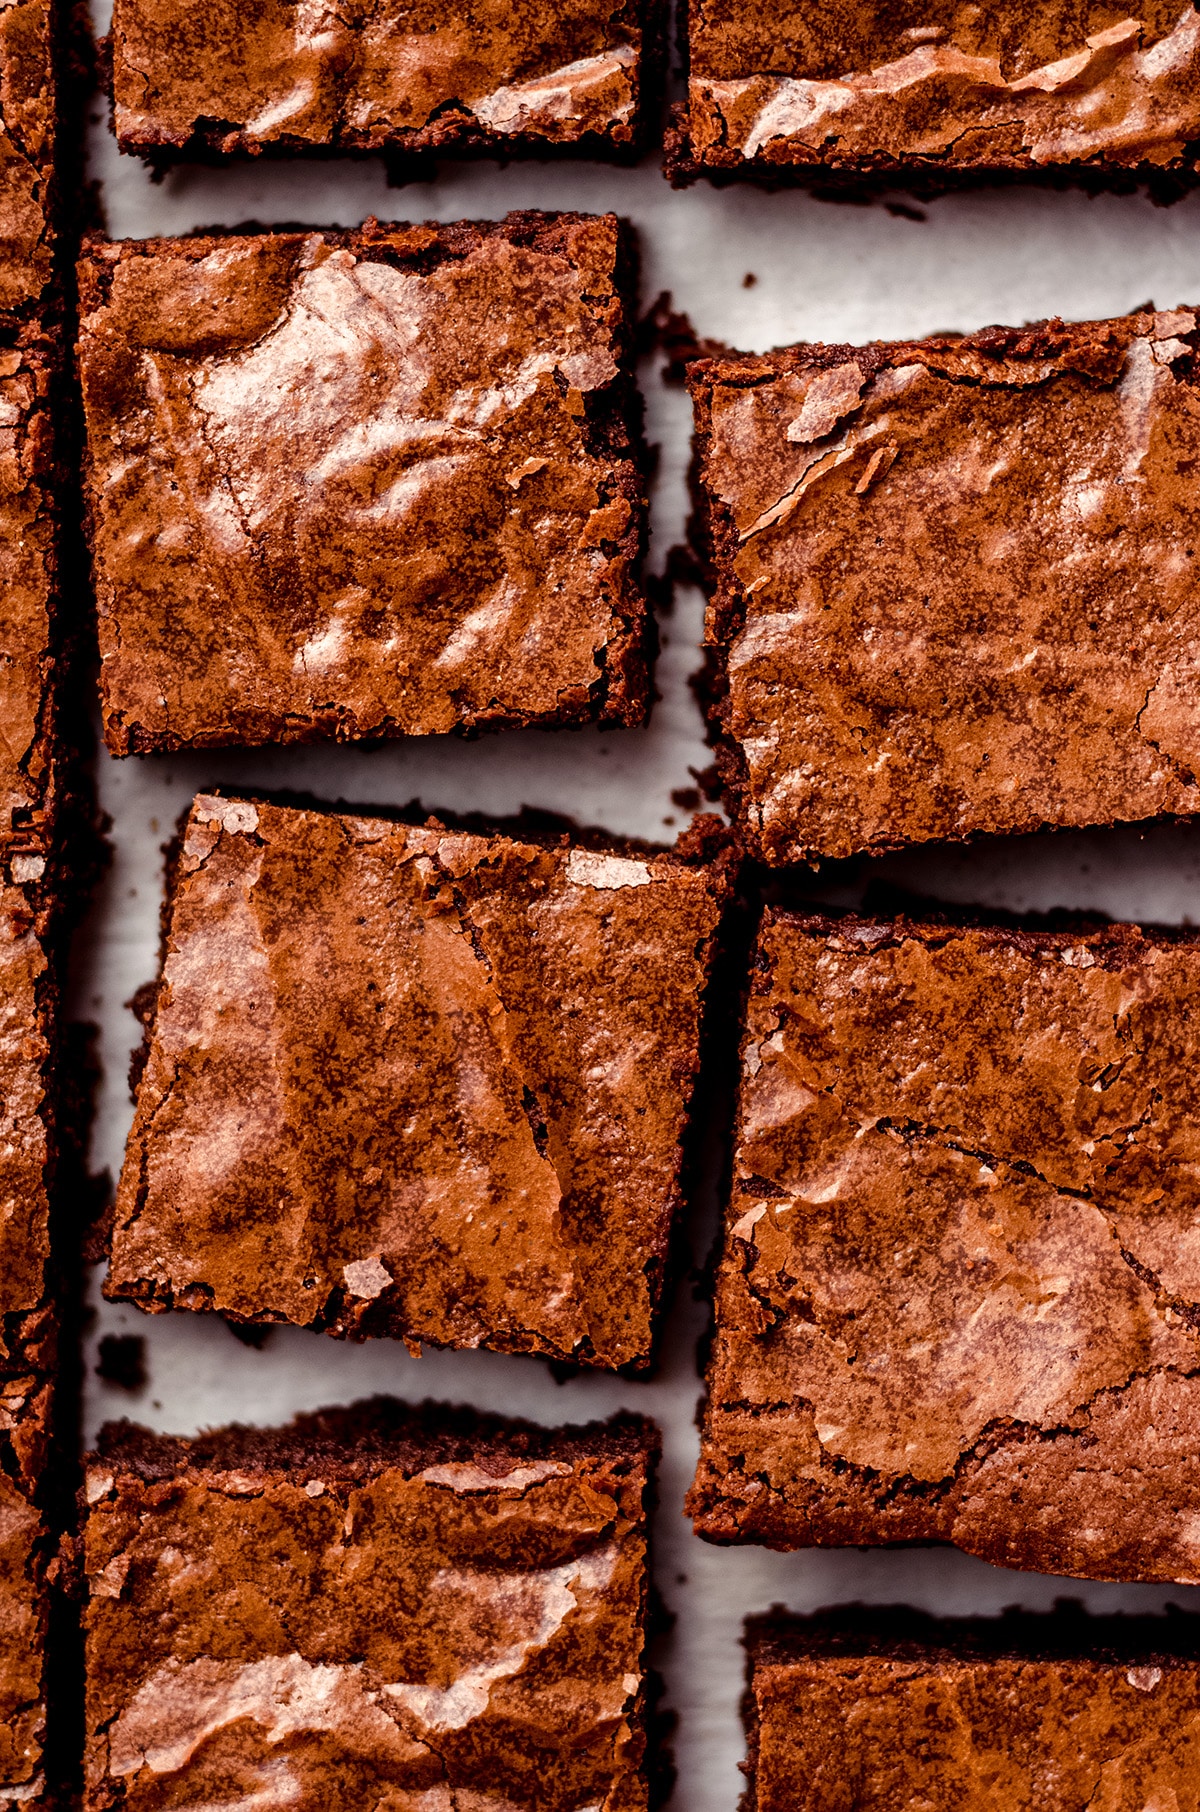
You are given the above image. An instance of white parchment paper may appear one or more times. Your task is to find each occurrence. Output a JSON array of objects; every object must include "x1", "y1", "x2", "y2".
[{"x1": 75, "y1": 11, "x2": 1200, "y2": 1803}]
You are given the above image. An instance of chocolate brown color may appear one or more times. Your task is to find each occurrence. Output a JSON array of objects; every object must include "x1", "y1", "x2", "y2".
[
  {"x1": 109, "y1": 0, "x2": 660, "y2": 163},
  {"x1": 691, "y1": 309, "x2": 1200, "y2": 863},
  {"x1": 0, "y1": 882, "x2": 55, "y2": 1367},
  {"x1": 0, "y1": 0, "x2": 58, "y2": 313},
  {"x1": 689, "y1": 910, "x2": 1200, "y2": 1581},
  {"x1": 743, "y1": 1608, "x2": 1200, "y2": 1811},
  {"x1": 108, "y1": 794, "x2": 731, "y2": 1370},
  {"x1": 83, "y1": 1402, "x2": 659, "y2": 1812},
  {"x1": 78, "y1": 214, "x2": 650, "y2": 756},
  {"x1": 666, "y1": 0, "x2": 1200, "y2": 189},
  {"x1": 0, "y1": 1318, "x2": 53, "y2": 1812}
]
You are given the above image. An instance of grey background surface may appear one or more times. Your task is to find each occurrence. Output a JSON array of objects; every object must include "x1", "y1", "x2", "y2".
[{"x1": 75, "y1": 10, "x2": 1200, "y2": 1802}]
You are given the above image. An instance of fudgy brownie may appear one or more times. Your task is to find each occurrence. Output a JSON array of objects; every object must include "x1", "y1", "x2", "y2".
[
  {"x1": 742, "y1": 1607, "x2": 1200, "y2": 1811},
  {"x1": 0, "y1": 881, "x2": 56, "y2": 1371},
  {"x1": 0, "y1": 1324, "x2": 52, "y2": 1812},
  {"x1": 78, "y1": 213, "x2": 651, "y2": 756},
  {"x1": 666, "y1": 0, "x2": 1200, "y2": 191},
  {"x1": 107, "y1": 793, "x2": 733, "y2": 1370},
  {"x1": 689, "y1": 909, "x2": 1200, "y2": 1581},
  {"x1": 108, "y1": 0, "x2": 662, "y2": 165},
  {"x1": 691, "y1": 309, "x2": 1200, "y2": 863},
  {"x1": 83, "y1": 1401, "x2": 659, "y2": 1812},
  {"x1": 0, "y1": 0, "x2": 59, "y2": 314}
]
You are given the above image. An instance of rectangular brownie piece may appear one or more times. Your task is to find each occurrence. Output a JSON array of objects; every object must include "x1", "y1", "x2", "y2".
[
  {"x1": 78, "y1": 213, "x2": 650, "y2": 755},
  {"x1": 83, "y1": 1402, "x2": 659, "y2": 1812},
  {"x1": 667, "y1": 0, "x2": 1200, "y2": 189},
  {"x1": 743, "y1": 1608, "x2": 1200, "y2": 1812},
  {"x1": 107, "y1": 793, "x2": 732, "y2": 1370},
  {"x1": 0, "y1": 1320, "x2": 53, "y2": 1812},
  {"x1": 692, "y1": 308, "x2": 1200, "y2": 863},
  {"x1": 0, "y1": 878, "x2": 56, "y2": 1369},
  {"x1": 109, "y1": 0, "x2": 661, "y2": 164},
  {"x1": 689, "y1": 908, "x2": 1200, "y2": 1581},
  {"x1": 0, "y1": 0, "x2": 59, "y2": 316}
]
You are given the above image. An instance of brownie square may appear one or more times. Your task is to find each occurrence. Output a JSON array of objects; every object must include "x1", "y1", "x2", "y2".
[
  {"x1": 109, "y1": 0, "x2": 661, "y2": 164},
  {"x1": 0, "y1": 1323, "x2": 53, "y2": 1811},
  {"x1": 78, "y1": 213, "x2": 650, "y2": 756},
  {"x1": 742, "y1": 1608, "x2": 1200, "y2": 1812},
  {"x1": 0, "y1": 880, "x2": 55, "y2": 1369},
  {"x1": 83, "y1": 1402, "x2": 659, "y2": 1812},
  {"x1": 689, "y1": 909, "x2": 1200, "y2": 1581},
  {"x1": 107, "y1": 794, "x2": 731, "y2": 1370},
  {"x1": 666, "y1": 0, "x2": 1200, "y2": 189},
  {"x1": 0, "y1": 0, "x2": 58, "y2": 315},
  {"x1": 691, "y1": 309, "x2": 1200, "y2": 863}
]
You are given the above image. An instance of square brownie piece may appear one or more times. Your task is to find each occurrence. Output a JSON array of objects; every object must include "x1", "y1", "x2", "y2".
[
  {"x1": 689, "y1": 909, "x2": 1200, "y2": 1581},
  {"x1": 743, "y1": 1608, "x2": 1200, "y2": 1812},
  {"x1": 0, "y1": 880, "x2": 56, "y2": 1370},
  {"x1": 78, "y1": 213, "x2": 650, "y2": 756},
  {"x1": 0, "y1": 0, "x2": 59, "y2": 315},
  {"x1": 109, "y1": 0, "x2": 661, "y2": 164},
  {"x1": 83, "y1": 1402, "x2": 659, "y2": 1812},
  {"x1": 666, "y1": 0, "x2": 1200, "y2": 189},
  {"x1": 691, "y1": 309, "x2": 1200, "y2": 863},
  {"x1": 0, "y1": 1323, "x2": 53, "y2": 1811},
  {"x1": 107, "y1": 794, "x2": 732, "y2": 1370}
]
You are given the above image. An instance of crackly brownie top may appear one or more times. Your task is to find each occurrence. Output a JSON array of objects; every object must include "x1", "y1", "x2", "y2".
[
  {"x1": 108, "y1": 795, "x2": 728, "y2": 1369},
  {"x1": 0, "y1": 329, "x2": 59, "y2": 848},
  {"x1": 111, "y1": 0, "x2": 648, "y2": 154},
  {"x1": 0, "y1": 885, "x2": 50, "y2": 1334},
  {"x1": 684, "y1": 0, "x2": 1200, "y2": 170},
  {"x1": 694, "y1": 310, "x2": 1200, "y2": 862},
  {"x1": 701, "y1": 913, "x2": 1200, "y2": 1548},
  {"x1": 0, "y1": 1351, "x2": 51, "y2": 1805},
  {"x1": 0, "y1": 1, "x2": 56, "y2": 312},
  {"x1": 83, "y1": 1404, "x2": 655, "y2": 1812},
  {"x1": 746, "y1": 1608, "x2": 1200, "y2": 1812},
  {"x1": 78, "y1": 214, "x2": 648, "y2": 756}
]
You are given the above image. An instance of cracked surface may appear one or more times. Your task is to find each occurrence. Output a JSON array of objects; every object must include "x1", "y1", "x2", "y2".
[
  {"x1": 110, "y1": 0, "x2": 655, "y2": 160},
  {"x1": 83, "y1": 1402, "x2": 657, "y2": 1812},
  {"x1": 692, "y1": 308, "x2": 1200, "y2": 863},
  {"x1": 107, "y1": 794, "x2": 730, "y2": 1370},
  {"x1": 688, "y1": 910, "x2": 1200, "y2": 1580},
  {"x1": 670, "y1": 0, "x2": 1200, "y2": 181},
  {"x1": 0, "y1": 883, "x2": 53, "y2": 1350},
  {"x1": 0, "y1": 1315, "x2": 52, "y2": 1812},
  {"x1": 743, "y1": 1609, "x2": 1200, "y2": 1811},
  {"x1": 0, "y1": 0, "x2": 56, "y2": 313},
  {"x1": 77, "y1": 214, "x2": 650, "y2": 756}
]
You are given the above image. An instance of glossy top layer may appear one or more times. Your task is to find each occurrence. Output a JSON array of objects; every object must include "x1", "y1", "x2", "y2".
[
  {"x1": 0, "y1": 0, "x2": 56, "y2": 312},
  {"x1": 108, "y1": 795, "x2": 729, "y2": 1370},
  {"x1": 677, "y1": 0, "x2": 1200, "y2": 175},
  {"x1": 689, "y1": 911, "x2": 1200, "y2": 1581},
  {"x1": 693, "y1": 309, "x2": 1200, "y2": 862},
  {"x1": 745, "y1": 1612, "x2": 1200, "y2": 1811},
  {"x1": 83, "y1": 1405, "x2": 656, "y2": 1812},
  {"x1": 110, "y1": 0, "x2": 651, "y2": 158},
  {"x1": 78, "y1": 214, "x2": 649, "y2": 755}
]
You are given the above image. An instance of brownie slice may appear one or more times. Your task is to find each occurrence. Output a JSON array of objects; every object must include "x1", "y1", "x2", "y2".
[
  {"x1": 742, "y1": 1607, "x2": 1200, "y2": 1811},
  {"x1": 666, "y1": 0, "x2": 1200, "y2": 191},
  {"x1": 691, "y1": 308, "x2": 1200, "y2": 863},
  {"x1": 689, "y1": 909, "x2": 1200, "y2": 1581},
  {"x1": 107, "y1": 793, "x2": 733, "y2": 1371},
  {"x1": 83, "y1": 1402, "x2": 659, "y2": 1812},
  {"x1": 0, "y1": 0, "x2": 59, "y2": 315},
  {"x1": 109, "y1": 0, "x2": 663, "y2": 165},
  {"x1": 78, "y1": 213, "x2": 651, "y2": 756},
  {"x1": 0, "y1": 1319, "x2": 53, "y2": 1812},
  {"x1": 0, "y1": 879, "x2": 57, "y2": 1371}
]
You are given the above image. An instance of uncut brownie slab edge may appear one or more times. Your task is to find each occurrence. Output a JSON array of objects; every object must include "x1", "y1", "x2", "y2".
[
  {"x1": 108, "y1": 0, "x2": 665, "y2": 164},
  {"x1": 691, "y1": 307, "x2": 1200, "y2": 863},
  {"x1": 106, "y1": 792, "x2": 733, "y2": 1371},
  {"x1": 688, "y1": 906, "x2": 1200, "y2": 1581},
  {"x1": 78, "y1": 211, "x2": 651, "y2": 756},
  {"x1": 741, "y1": 1607, "x2": 1200, "y2": 1812},
  {"x1": 82, "y1": 1401, "x2": 660, "y2": 1812}
]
